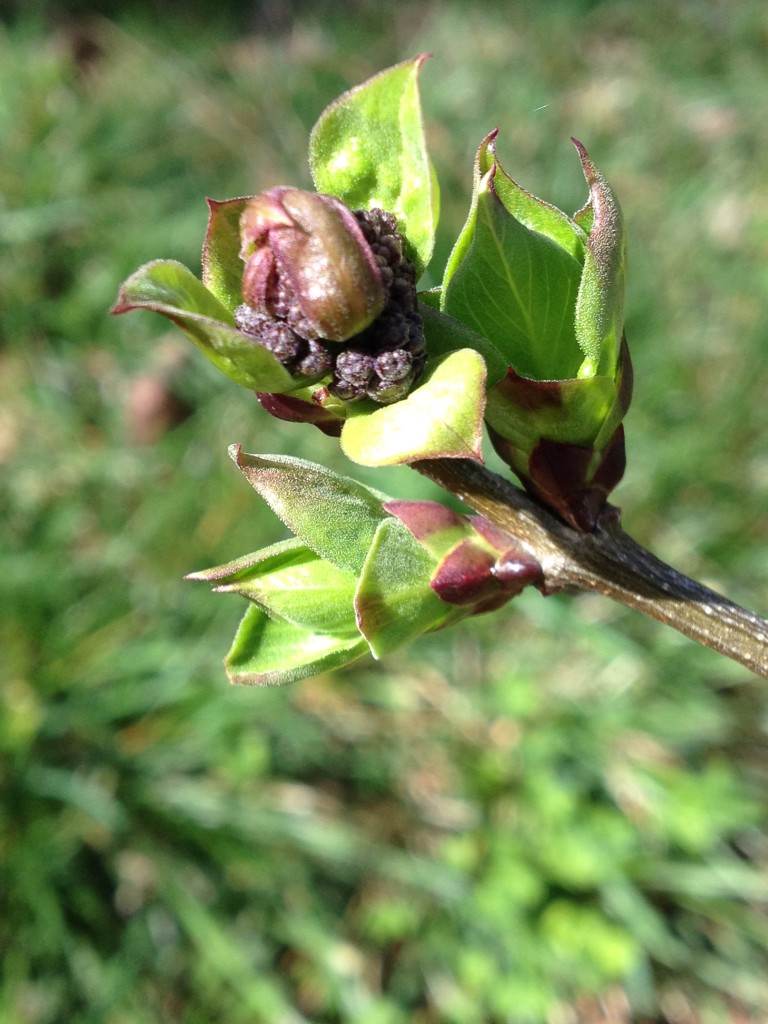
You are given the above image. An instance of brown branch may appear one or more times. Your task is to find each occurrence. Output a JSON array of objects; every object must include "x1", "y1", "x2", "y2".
[{"x1": 416, "y1": 458, "x2": 768, "y2": 678}]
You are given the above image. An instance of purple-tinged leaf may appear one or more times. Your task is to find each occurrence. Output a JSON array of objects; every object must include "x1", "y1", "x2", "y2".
[
  {"x1": 255, "y1": 388, "x2": 345, "y2": 437},
  {"x1": 202, "y1": 197, "x2": 250, "y2": 311},
  {"x1": 430, "y1": 539, "x2": 498, "y2": 606},
  {"x1": 229, "y1": 447, "x2": 389, "y2": 575},
  {"x1": 112, "y1": 259, "x2": 297, "y2": 392},
  {"x1": 384, "y1": 500, "x2": 468, "y2": 552}
]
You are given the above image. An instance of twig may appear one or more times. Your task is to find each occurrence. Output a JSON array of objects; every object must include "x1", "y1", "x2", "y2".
[{"x1": 416, "y1": 458, "x2": 768, "y2": 678}]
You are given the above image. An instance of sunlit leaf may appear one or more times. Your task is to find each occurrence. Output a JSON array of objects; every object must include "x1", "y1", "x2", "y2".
[
  {"x1": 340, "y1": 349, "x2": 486, "y2": 466},
  {"x1": 442, "y1": 164, "x2": 583, "y2": 380},
  {"x1": 202, "y1": 196, "x2": 250, "y2": 311},
  {"x1": 190, "y1": 539, "x2": 359, "y2": 635},
  {"x1": 226, "y1": 605, "x2": 369, "y2": 686},
  {"x1": 229, "y1": 447, "x2": 390, "y2": 575},
  {"x1": 309, "y1": 55, "x2": 437, "y2": 277},
  {"x1": 354, "y1": 517, "x2": 454, "y2": 658},
  {"x1": 112, "y1": 259, "x2": 296, "y2": 392}
]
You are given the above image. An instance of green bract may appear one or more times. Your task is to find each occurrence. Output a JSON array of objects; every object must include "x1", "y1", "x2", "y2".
[
  {"x1": 441, "y1": 130, "x2": 630, "y2": 530},
  {"x1": 442, "y1": 130, "x2": 625, "y2": 381},
  {"x1": 188, "y1": 448, "x2": 542, "y2": 685},
  {"x1": 309, "y1": 54, "x2": 439, "y2": 278}
]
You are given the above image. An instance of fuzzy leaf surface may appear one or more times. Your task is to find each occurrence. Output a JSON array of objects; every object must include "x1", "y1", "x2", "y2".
[
  {"x1": 229, "y1": 447, "x2": 389, "y2": 575},
  {"x1": 485, "y1": 372, "x2": 617, "y2": 451},
  {"x1": 340, "y1": 349, "x2": 486, "y2": 466},
  {"x1": 571, "y1": 140, "x2": 626, "y2": 377},
  {"x1": 442, "y1": 168, "x2": 584, "y2": 381},
  {"x1": 186, "y1": 538, "x2": 307, "y2": 584},
  {"x1": 485, "y1": 335, "x2": 632, "y2": 451},
  {"x1": 225, "y1": 605, "x2": 368, "y2": 686},
  {"x1": 354, "y1": 518, "x2": 454, "y2": 658},
  {"x1": 112, "y1": 259, "x2": 296, "y2": 392},
  {"x1": 482, "y1": 133, "x2": 586, "y2": 259},
  {"x1": 200, "y1": 541, "x2": 359, "y2": 636},
  {"x1": 309, "y1": 55, "x2": 437, "y2": 277},
  {"x1": 202, "y1": 197, "x2": 250, "y2": 311}
]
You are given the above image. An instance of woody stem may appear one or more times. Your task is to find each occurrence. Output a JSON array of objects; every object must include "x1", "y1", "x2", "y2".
[{"x1": 416, "y1": 458, "x2": 768, "y2": 678}]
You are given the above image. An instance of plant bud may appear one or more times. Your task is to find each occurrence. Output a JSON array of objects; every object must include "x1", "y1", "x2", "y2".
[
  {"x1": 240, "y1": 188, "x2": 386, "y2": 343},
  {"x1": 188, "y1": 451, "x2": 543, "y2": 684},
  {"x1": 385, "y1": 500, "x2": 543, "y2": 613},
  {"x1": 441, "y1": 131, "x2": 630, "y2": 530}
]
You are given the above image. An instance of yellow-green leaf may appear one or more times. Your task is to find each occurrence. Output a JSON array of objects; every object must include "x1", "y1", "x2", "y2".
[{"x1": 340, "y1": 349, "x2": 486, "y2": 466}]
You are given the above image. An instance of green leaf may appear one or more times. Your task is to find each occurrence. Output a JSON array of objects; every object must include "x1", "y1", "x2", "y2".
[
  {"x1": 202, "y1": 197, "x2": 250, "y2": 311},
  {"x1": 573, "y1": 199, "x2": 595, "y2": 235},
  {"x1": 186, "y1": 537, "x2": 307, "y2": 584},
  {"x1": 485, "y1": 371, "x2": 618, "y2": 450},
  {"x1": 419, "y1": 301, "x2": 507, "y2": 388},
  {"x1": 114, "y1": 258, "x2": 235, "y2": 322},
  {"x1": 309, "y1": 55, "x2": 437, "y2": 278},
  {"x1": 340, "y1": 349, "x2": 486, "y2": 466},
  {"x1": 229, "y1": 446, "x2": 390, "y2": 575},
  {"x1": 354, "y1": 518, "x2": 455, "y2": 658},
  {"x1": 441, "y1": 166, "x2": 584, "y2": 381},
  {"x1": 443, "y1": 132, "x2": 585, "y2": 294},
  {"x1": 571, "y1": 140, "x2": 626, "y2": 377},
  {"x1": 485, "y1": 335, "x2": 631, "y2": 455},
  {"x1": 190, "y1": 539, "x2": 360, "y2": 636},
  {"x1": 225, "y1": 604, "x2": 369, "y2": 686},
  {"x1": 112, "y1": 259, "x2": 297, "y2": 392},
  {"x1": 417, "y1": 287, "x2": 441, "y2": 310},
  {"x1": 481, "y1": 132, "x2": 587, "y2": 260}
]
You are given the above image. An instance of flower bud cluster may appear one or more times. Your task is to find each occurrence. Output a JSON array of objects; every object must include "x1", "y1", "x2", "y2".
[{"x1": 234, "y1": 207, "x2": 426, "y2": 404}]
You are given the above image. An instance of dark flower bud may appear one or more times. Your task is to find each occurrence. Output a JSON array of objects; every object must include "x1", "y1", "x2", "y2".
[
  {"x1": 335, "y1": 348, "x2": 375, "y2": 386},
  {"x1": 295, "y1": 340, "x2": 334, "y2": 378},
  {"x1": 374, "y1": 348, "x2": 412, "y2": 382},
  {"x1": 234, "y1": 304, "x2": 304, "y2": 362},
  {"x1": 329, "y1": 379, "x2": 367, "y2": 401},
  {"x1": 239, "y1": 188, "x2": 386, "y2": 343}
]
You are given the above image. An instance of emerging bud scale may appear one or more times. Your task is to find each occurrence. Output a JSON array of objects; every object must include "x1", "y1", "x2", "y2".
[
  {"x1": 240, "y1": 187, "x2": 386, "y2": 342},
  {"x1": 441, "y1": 131, "x2": 630, "y2": 530},
  {"x1": 237, "y1": 197, "x2": 427, "y2": 405}
]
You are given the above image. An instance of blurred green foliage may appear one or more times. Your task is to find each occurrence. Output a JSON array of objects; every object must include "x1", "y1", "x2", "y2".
[{"x1": 2, "y1": 2, "x2": 767, "y2": 1021}]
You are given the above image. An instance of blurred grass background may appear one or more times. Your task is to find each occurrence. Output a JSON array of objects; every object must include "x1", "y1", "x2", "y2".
[{"x1": 2, "y1": 1, "x2": 768, "y2": 1021}]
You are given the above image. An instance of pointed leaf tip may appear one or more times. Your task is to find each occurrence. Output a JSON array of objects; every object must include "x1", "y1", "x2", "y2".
[
  {"x1": 571, "y1": 140, "x2": 626, "y2": 376},
  {"x1": 227, "y1": 449, "x2": 390, "y2": 574},
  {"x1": 309, "y1": 55, "x2": 437, "y2": 277},
  {"x1": 112, "y1": 261, "x2": 297, "y2": 393},
  {"x1": 225, "y1": 605, "x2": 369, "y2": 687}
]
